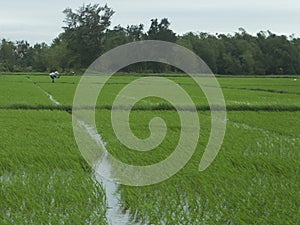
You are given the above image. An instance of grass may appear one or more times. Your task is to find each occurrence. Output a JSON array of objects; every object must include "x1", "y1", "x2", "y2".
[
  {"x1": 105, "y1": 111, "x2": 299, "y2": 224},
  {"x1": 218, "y1": 77, "x2": 300, "y2": 94},
  {"x1": 0, "y1": 76, "x2": 51, "y2": 106},
  {"x1": 26, "y1": 74, "x2": 300, "y2": 110},
  {"x1": 0, "y1": 73, "x2": 299, "y2": 224},
  {"x1": 0, "y1": 110, "x2": 107, "y2": 224}
]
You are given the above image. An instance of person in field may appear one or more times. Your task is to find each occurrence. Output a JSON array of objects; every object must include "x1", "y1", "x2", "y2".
[{"x1": 49, "y1": 71, "x2": 60, "y2": 83}]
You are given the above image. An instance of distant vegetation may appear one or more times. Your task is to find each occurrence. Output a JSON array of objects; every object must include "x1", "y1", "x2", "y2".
[{"x1": 0, "y1": 3, "x2": 300, "y2": 75}]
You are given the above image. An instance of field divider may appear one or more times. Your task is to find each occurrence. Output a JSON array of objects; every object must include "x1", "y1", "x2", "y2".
[
  {"x1": 1, "y1": 104, "x2": 300, "y2": 112},
  {"x1": 222, "y1": 86, "x2": 300, "y2": 95},
  {"x1": 0, "y1": 104, "x2": 72, "y2": 111},
  {"x1": 175, "y1": 82, "x2": 300, "y2": 95}
]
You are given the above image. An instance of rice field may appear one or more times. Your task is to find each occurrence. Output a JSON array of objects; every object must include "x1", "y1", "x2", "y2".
[{"x1": 0, "y1": 74, "x2": 299, "y2": 224}]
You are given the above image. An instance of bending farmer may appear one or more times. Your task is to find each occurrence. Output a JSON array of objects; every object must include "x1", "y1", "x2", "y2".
[{"x1": 49, "y1": 71, "x2": 60, "y2": 83}]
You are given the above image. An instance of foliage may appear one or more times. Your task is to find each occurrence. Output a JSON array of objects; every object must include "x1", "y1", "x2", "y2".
[
  {"x1": 1, "y1": 4, "x2": 300, "y2": 74},
  {"x1": 60, "y1": 4, "x2": 114, "y2": 68}
]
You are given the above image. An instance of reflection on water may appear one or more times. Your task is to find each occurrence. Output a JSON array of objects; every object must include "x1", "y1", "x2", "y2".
[{"x1": 78, "y1": 119, "x2": 139, "y2": 225}]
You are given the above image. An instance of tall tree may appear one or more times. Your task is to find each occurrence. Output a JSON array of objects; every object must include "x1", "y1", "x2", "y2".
[
  {"x1": 147, "y1": 18, "x2": 177, "y2": 42},
  {"x1": 61, "y1": 4, "x2": 114, "y2": 68},
  {"x1": 103, "y1": 25, "x2": 129, "y2": 52},
  {"x1": 126, "y1": 24, "x2": 144, "y2": 42},
  {"x1": 0, "y1": 39, "x2": 17, "y2": 71},
  {"x1": 30, "y1": 43, "x2": 48, "y2": 72}
]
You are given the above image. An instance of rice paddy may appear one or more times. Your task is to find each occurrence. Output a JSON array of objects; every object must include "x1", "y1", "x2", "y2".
[{"x1": 0, "y1": 73, "x2": 299, "y2": 224}]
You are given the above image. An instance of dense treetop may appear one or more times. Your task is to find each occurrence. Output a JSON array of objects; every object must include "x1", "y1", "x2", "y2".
[{"x1": 0, "y1": 4, "x2": 299, "y2": 75}]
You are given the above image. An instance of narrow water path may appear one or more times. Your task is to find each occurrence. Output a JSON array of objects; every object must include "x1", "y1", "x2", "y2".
[{"x1": 30, "y1": 79, "x2": 136, "y2": 225}]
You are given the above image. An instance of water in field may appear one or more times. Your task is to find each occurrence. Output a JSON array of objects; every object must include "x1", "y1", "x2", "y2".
[
  {"x1": 76, "y1": 119, "x2": 137, "y2": 225},
  {"x1": 43, "y1": 90, "x2": 60, "y2": 105},
  {"x1": 29, "y1": 77, "x2": 61, "y2": 105},
  {"x1": 95, "y1": 172, "x2": 134, "y2": 225},
  {"x1": 35, "y1": 82, "x2": 134, "y2": 225}
]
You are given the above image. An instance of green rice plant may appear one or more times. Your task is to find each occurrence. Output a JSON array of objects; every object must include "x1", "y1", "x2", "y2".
[
  {"x1": 0, "y1": 110, "x2": 107, "y2": 224},
  {"x1": 0, "y1": 76, "x2": 51, "y2": 107},
  {"x1": 218, "y1": 77, "x2": 300, "y2": 94},
  {"x1": 11, "y1": 74, "x2": 300, "y2": 111},
  {"x1": 94, "y1": 110, "x2": 299, "y2": 224},
  {"x1": 1, "y1": 170, "x2": 107, "y2": 225},
  {"x1": 1, "y1": 73, "x2": 300, "y2": 224}
]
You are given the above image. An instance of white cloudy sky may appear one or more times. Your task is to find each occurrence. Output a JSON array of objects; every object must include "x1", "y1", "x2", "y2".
[{"x1": 0, "y1": 0, "x2": 300, "y2": 45}]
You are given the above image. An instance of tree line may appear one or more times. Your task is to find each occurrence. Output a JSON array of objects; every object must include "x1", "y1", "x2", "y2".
[{"x1": 0, "y1": 3, "x2": 299, "y2": 75}]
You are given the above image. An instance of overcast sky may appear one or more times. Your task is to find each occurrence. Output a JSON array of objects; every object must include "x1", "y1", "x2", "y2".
[{"x1": 1, "y1": 0, "x2": 300, "y2": 45}]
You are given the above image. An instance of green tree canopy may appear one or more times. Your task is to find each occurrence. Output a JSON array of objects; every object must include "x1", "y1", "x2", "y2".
[
  {"x1": 1, "y1": 3, "x2": 300, "y2": 75},
  {"x1": 61, "y1": 3, "x2": 114, "y2": 68}
]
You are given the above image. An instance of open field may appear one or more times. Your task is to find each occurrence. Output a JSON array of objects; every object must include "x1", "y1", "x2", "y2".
[
  {"x1": 0, "y1": 74, "x2": 299, "y2": 224},
  {"x1": 0, "y1": 110, "x2": 107, "y2": 224}
]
